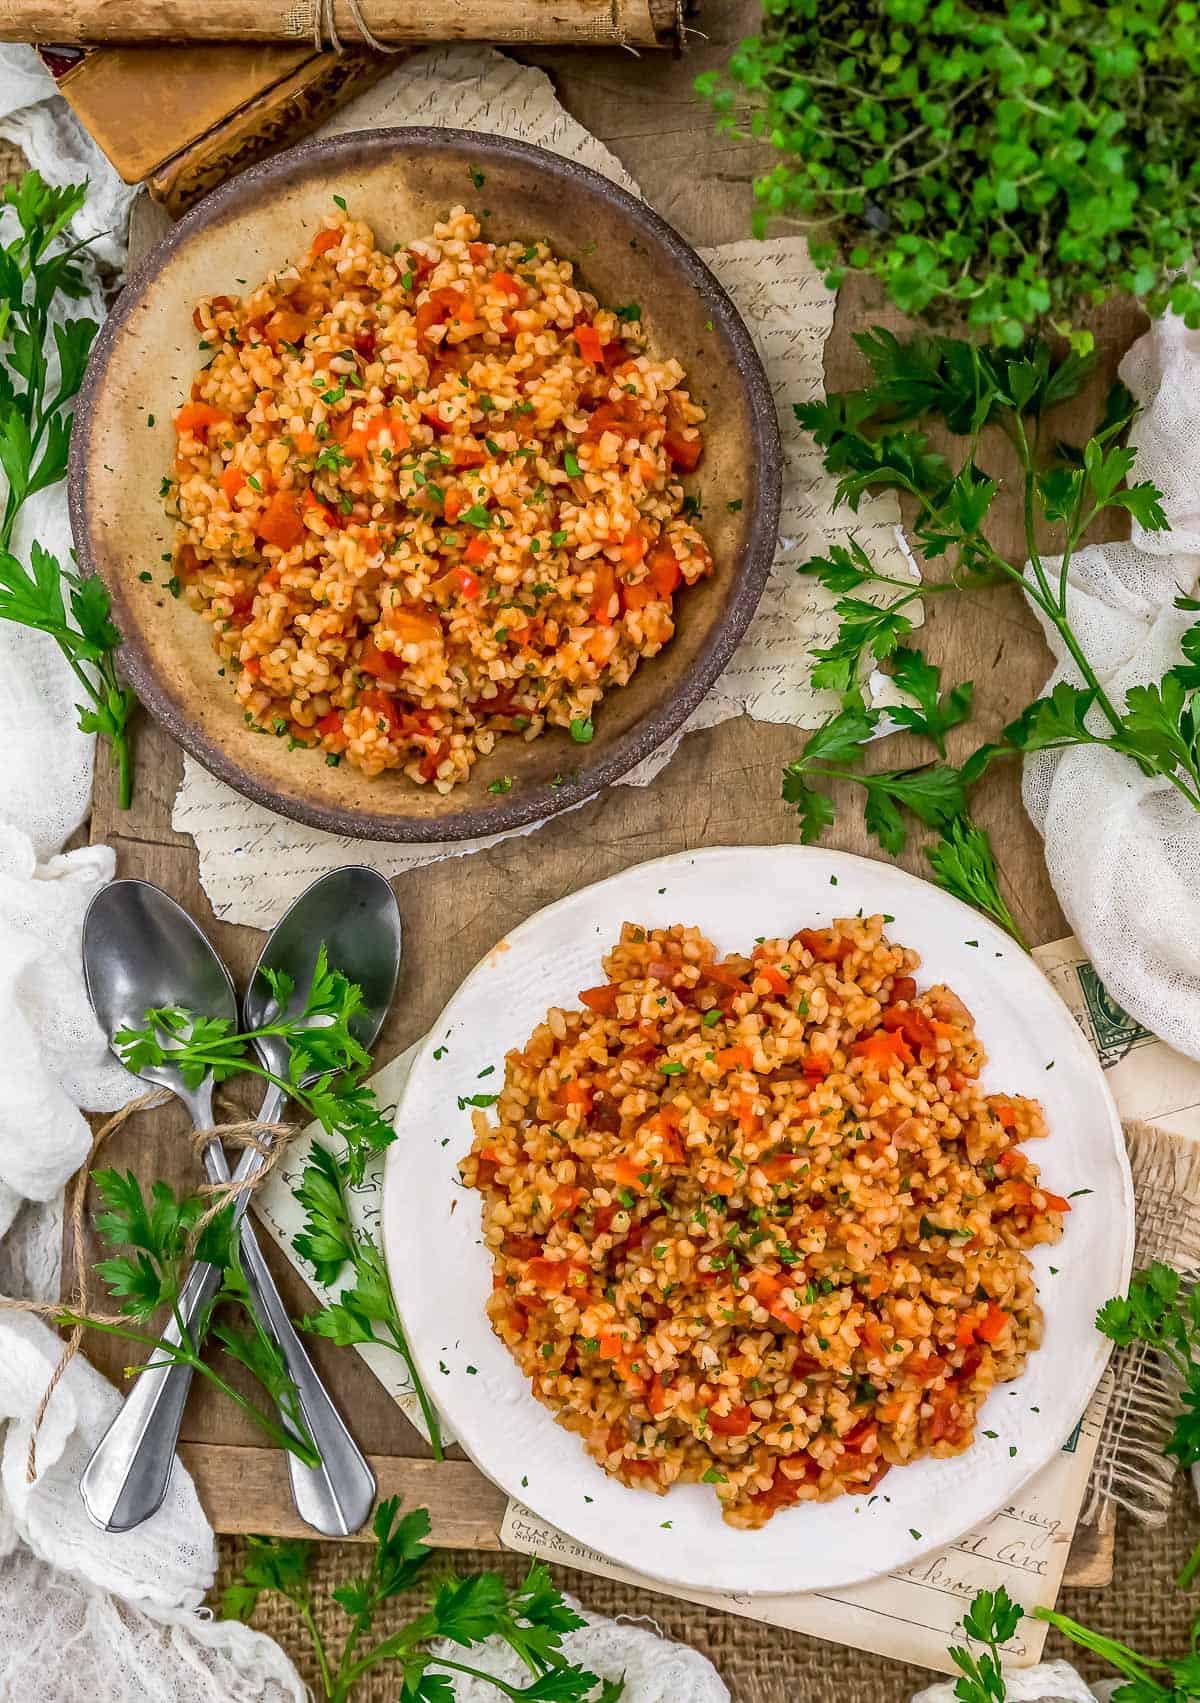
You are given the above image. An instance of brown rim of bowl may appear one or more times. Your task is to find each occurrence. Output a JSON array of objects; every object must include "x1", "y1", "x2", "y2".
[{"x1": 69, "y1": 127, "x2": 783, "y2": 843}]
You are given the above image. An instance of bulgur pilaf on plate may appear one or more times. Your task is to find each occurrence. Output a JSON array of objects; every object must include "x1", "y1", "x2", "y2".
[
  {"x1": 166, "y1": 206, "x2": 714, "y2": 790},
  {"x1": 460, "y1": 915, "x2": 1069, "y2": 1528}
]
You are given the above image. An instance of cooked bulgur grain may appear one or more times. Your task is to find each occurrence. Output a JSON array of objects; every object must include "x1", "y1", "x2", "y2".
[
  {"x1": 460, "y1": 916, "x2": 1067, "y2": 1528},
  {"x1": 167, "y1": 207, "x2": 713, "y2": 789}
]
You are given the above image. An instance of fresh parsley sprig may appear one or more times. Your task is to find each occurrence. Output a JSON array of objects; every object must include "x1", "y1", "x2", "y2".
[
  {"x1": 114, "y1": 945, "x2": 395, "y2": 1180},
  {"x1": 59, "y1": 1168, "x2": 318, "y2": 1465},
  {"x1": 223, "y1": 1498, "x2": 623, "y2": 1702},
  {"x1": 785, "y1": 328, "x2": 1188, "y2": 943},
  {"x1": 949, "y1": 1586, "x2": 1022, "y2": 1703},
  {"x1": 0, "y1": 171, "x2": 137, "y2": 806},
  {"x1": 949, "y1": 1584, "x2": 1200, "y2": 1703},
  {"x1": 292, "y1": 1139, "x2": 444, "y2": 1461}
]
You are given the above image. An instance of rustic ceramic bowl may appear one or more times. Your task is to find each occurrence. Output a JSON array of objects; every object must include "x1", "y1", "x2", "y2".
[{"x1": 70, "y1": 128, "x2": 782, "y2": 841}]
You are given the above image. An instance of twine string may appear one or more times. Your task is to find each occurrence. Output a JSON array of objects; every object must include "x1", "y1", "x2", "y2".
[
  {"x1": 0, "y1": 1094, "x2": 298, "y2": 1484},
  {"x1": 311, "y1": 0, "x2": 402, "y2": 54}
]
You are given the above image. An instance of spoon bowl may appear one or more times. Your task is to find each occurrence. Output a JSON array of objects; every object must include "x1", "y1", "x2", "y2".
[
  {"x1": 244, "y1": 866, "x2": 401, "y2": 1086},
  {"x1": 82, "y1": 879, "x2": 237, "y2": 1113}
]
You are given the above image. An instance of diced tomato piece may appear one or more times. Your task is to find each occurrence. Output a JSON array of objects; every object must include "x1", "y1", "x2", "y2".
[
  {"x1": 174, "y1": 401, "x2": 230, "y2": 436},
  {"x1": 976, "y1": 1303, "x2": 1008, "y2": 1343},
  {"x1": 523, "y1": 1258, "x2": 571, "y2": 1291},
  {"x1": 463, "y1": 534, "x2": 491, "y2": 567},
  {"x1": 929, "y1": 1386, "x2": 965, "y2": 1443},
  {"x1": 489, "y1": 271, "x2": 524, "y2": 303},
  {"x1": 646, "y1": 542, "x2": 681, "y2": 598},
  {"x1": 851, "y1": 1029, "x2": 914, "y2": 1069},
  {"x1": 708, "y1": 1404, "x2": 753, "y2": 1437},
  {"x1": 309, "y1": 226, "x2": 342, "y2": 257},
  {"x1": 647, "y1": 1375, "x2": 670, "y2": 1417},
  {"x1": 881, "y1": 1006, "x2": 936, "y2": 1048},
  {"x1": 621, "y1": 529, "x2": 647, "y2": 566},
  {"x1": 700, "y1": 959, "x2": 750, "y2": 993},
  {"x1": 416, "y1": 285, "x2": 475, "y2": 351},
  {"x1": 442, "y1": 565, "x2": 481, "y2": 599},
  {"x1": 664, "y1": 397, "x2": 703, "y2": 470},
  {"x1": 623, "y1": 1458, "x2": 658, "y2": 1479},
  {"x1": 760, "y1": 1155, "x2": 797, "y2": 1182},
  {"x1": 757, "y1": 964, "x2": 790, "y2": 996},
  {"x1": 955, "y1": 1310, "x2": 981, "y2": 1349},
  {"x1": 574, "y1": 323, "x2": 605, "y2": 364},
  {"x1": 220, "y1": 466, "x2": 246, "y2": 500},
  {"x1": 841, "y1": 1418, "x2": 877, "y2": 1453},
  {"x1": 579, "y1": 984, "x2": 618, "y2": 1014},
  {"x1": 998, "y1": 1148, "x2": 1025, "y2": 1175},
  {"x1": 798, "y1": 929, "x2": 852, "y2": 963},
  {"x1": 358, "y1": 687, "x2": 402, "y2": 734},
  {"x1": 599, "y1": 1332, "x2": 626, "y2": 1360},
  {"x1": 262, "y1": 308, "x2": 309, "y2": 348},
  {"x1": 358, "y1": 637, "x2": 403, "y2": 680},
  {"x1": 802, "y1": 1054, "x2": 829, "y2": 1082},
  {"x1": 354, "y1": 327, "x2": 377, "y2": 358},
  {"x1": 891, "y1": 976, "x2": 917, "y2": 1003},
  {"x1": 605, "y1": 1156, "x2": 644, "y2": 1191},
  {"x1": 716, "y1": 1045, "x2": 754, "y2": 1070},
  {"x1": 590, "y1": 560, "x2": 616, "y2": 625},
  {"x1": 1007, "y1": 1180, "x2": 1071, "y2": 1213},
  {"x1": 468, "y1": 242, "x2": 491, "y2": 262},
  {"x1": 385, "y1": 606, "x2": 443, "y2": 646},
  {"x1": 317, "y1": 709, "x2": 345, "y2": 745},
  {"x1": 505, "y1": 1235, "x2": 543, "y2": 1261},
  {"x1": 550, "y1": 1185, "x2": 583, "y2": 1221},
  {"x1": 582, "y1": 398, "x2": 647, "y2": 442},
  {"x1": 450, "y1": 437, "x2": 488, "y2": 468},
  {"x1": 620, "y1": 579, "x2": 658, "y2": 613},
  {"x1": 993, "y1": 1101, "x2": 1017, "y2": 1128},
  {"x1": 560, "y1": 1081, "x2": 593, "y2": 1112},
  {"x1": 256, "y1": 490, "x2": 304, "y2": 550},
  {"x1": 907, "y1": 1354, "x2": 946, "y2": 1383}
]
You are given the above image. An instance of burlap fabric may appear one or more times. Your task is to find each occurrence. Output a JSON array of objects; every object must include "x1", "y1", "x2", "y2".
[{"x1": 213, "y1": 1479, "x2": 1200, "y2": 1701}]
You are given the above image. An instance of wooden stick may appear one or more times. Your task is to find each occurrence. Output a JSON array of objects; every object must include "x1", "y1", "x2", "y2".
[{"x1": 1, "y1": 0, "x2": 680, "y2": 48}]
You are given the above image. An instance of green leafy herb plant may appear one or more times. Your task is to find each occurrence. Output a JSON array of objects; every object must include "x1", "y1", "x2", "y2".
[
  {"x1": 114, "y1": 944, "x2": 442, "y2": 1459},
  {"x1": 114, "y1": 945, "x2": 396, "y2": 1181},
  {"x1": 292, "y1": 1138, "x2": 444, "y2": 1459},
  {"x1": 948, "y1": 1583, "x2": 1200, "y2": 1703},
  {"x1": 782, "y1": 328, "x2": 1195, "y2": 942},
  {"x1": 698, "y1": 0, "x2": 1200, "y2": 347},
  {"x1": 223, "y1": 1498, "x2": 623, "y2": 1702},
  {"x1": 58, "y1": 1168, "x2": 317, "y2": 1464},
  {"x1": 0, "y1": 171, "x2": 137, "y2": 803}
]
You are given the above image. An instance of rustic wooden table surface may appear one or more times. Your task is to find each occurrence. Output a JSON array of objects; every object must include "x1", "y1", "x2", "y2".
[{"x1": 63, "y1": 4, "x2": 1200, "y2": 1694}]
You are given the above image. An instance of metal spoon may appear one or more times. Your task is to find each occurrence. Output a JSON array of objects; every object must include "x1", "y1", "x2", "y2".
[{"x1": 79, "y1": 871, "x2": 397, "y2": 1533}]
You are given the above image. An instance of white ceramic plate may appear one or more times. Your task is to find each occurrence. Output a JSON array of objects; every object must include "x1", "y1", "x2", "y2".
[{"x1": 383, "y1": 846, "x2": 1133, "y2": 1594}]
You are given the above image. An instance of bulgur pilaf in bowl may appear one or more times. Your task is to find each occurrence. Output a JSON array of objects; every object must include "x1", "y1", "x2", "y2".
[
  {"x1": 70, "y1": 129, "x2": 781, "y2": 840},
  {"x1": 459, "y1": 915, "x2": 1066, "y2": 1530},
  {"x1": 384, "y1": 847, "x2": 1132, "y2": 1593}
]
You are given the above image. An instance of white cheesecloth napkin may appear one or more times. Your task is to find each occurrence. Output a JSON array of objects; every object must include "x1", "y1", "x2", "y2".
[
  {"x1": 0, "y1": 44, "x2": 728, "y2": 1703},
  {"x1": 1021, "y1": 312, "x2": 1200, "y2": 1063}
]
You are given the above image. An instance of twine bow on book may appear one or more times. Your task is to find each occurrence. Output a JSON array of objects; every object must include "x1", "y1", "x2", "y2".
[
  {"x1": 0, "y1": 1093, "x2": 298, "y2": 1483},
  {"x1": 302, "y1": 0, "x2": 404, "y2": 52}
]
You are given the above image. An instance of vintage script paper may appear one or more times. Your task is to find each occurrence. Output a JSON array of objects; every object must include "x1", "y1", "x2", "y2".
[
  {"x1": 251, "y1": 931, "x2": 1182, "y2": 1670},
  {"x1": 170, "y1": 44, "x2": 914, "y2": 929}
]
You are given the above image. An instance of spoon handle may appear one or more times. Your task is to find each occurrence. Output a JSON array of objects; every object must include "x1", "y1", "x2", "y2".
[
  {"x1": 80, "y1": 1073, "x2": 224, "y2": 1533},
  {"x1": 79, "y1": 1253, "x2": 221, "y2": 1531},
  {"x1": 200, "y1": 1084, "x2": 376, "y2": 1537}
]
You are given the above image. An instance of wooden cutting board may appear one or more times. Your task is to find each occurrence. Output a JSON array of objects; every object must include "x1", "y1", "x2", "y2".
[{"x1": 66, "y1": 3, "x2": 1141, "y2": 1583}]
